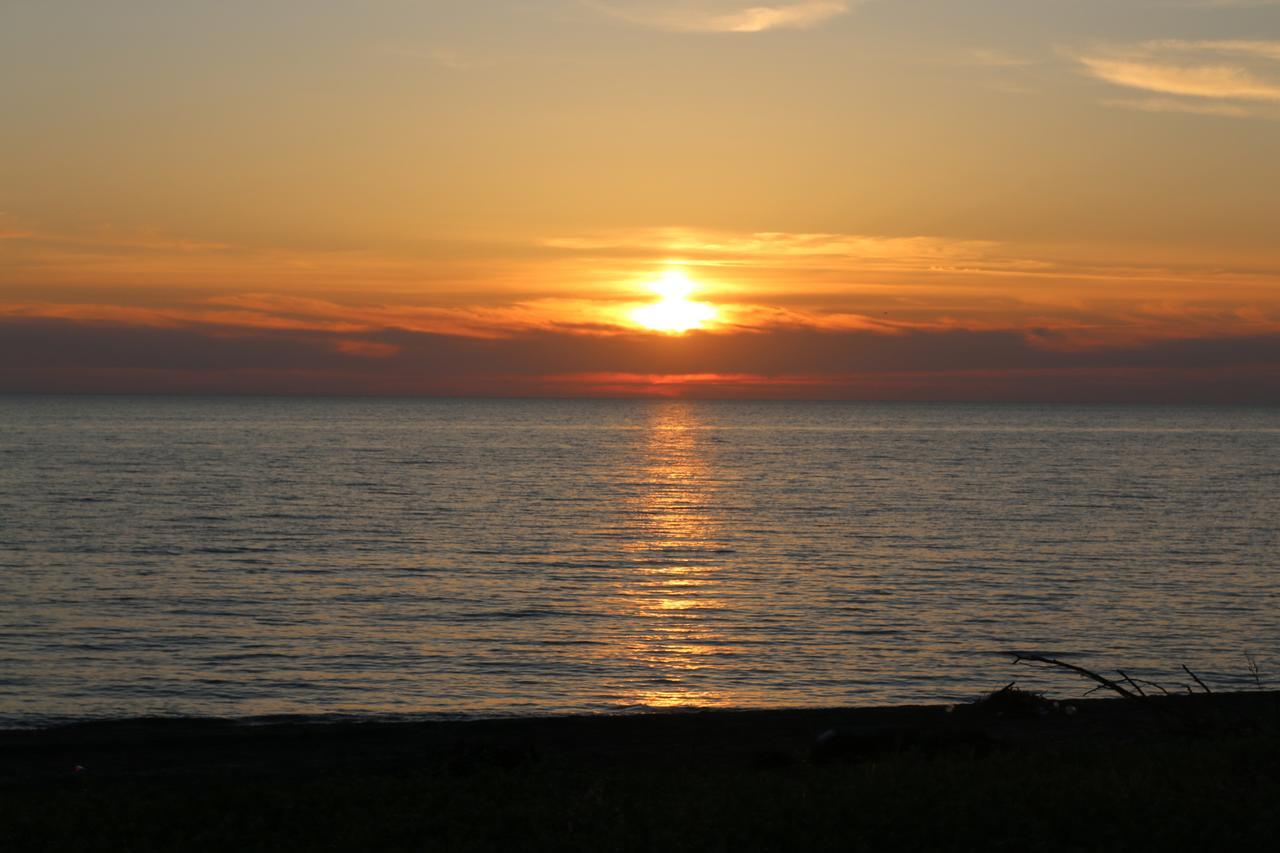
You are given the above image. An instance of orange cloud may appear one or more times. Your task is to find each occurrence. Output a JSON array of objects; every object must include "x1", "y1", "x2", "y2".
[
  {"x1": 4, "y1": 313, "x2": 1279, "y2": 402},
  {"x1": 586, "y1": 1, "x2": 854, "y2": 33},
  {"x1": 332, "y1": 339, "x2": 401, "y2": 358},
  {"x1": 5, "y1": 218, "x2": 1280, "y2": 359}
]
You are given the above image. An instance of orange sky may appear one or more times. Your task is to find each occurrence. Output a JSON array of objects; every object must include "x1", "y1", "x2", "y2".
[{"x1": 3, "y1": 1, "x2": 1279, "y2": 401}]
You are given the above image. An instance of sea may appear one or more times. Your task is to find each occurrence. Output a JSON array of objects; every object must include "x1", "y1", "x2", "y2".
[{"x1": 1, "y1": 396, "x2": 1277, "y2": 727}]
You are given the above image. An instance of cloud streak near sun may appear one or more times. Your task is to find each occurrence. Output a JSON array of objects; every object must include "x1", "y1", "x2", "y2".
[{"x1": 585, "y1": 1, "x2": 853, "y2": 33}]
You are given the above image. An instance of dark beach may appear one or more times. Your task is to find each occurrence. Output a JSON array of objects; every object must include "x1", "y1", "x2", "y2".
[{"x1": 5, "y1": 690, "x2": 1278, "y2": 851}]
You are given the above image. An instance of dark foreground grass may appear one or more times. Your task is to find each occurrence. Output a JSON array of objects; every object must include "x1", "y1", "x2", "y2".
[{"x1": 5, "y1": 727, "x2": 1279, "y2": 852}]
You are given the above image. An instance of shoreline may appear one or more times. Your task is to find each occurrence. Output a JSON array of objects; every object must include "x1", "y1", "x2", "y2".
[
  {"x1": 5, "y1": 690, "x2": 1277, "y2": 783},
  {"x1": 5, "y1": 690, "x2": 1278, "y2": 850}
]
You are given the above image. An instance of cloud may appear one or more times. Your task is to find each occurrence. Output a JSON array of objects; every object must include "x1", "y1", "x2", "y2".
[
  {"x1": 1101, "y1": 97, "x2": 1258, "y2": 117},
  {"x1": 379, "y1": 44, "x2": 491, "y2": 71},
  {"x1": 332, "y1": 339, "x2": 401, "y2": 358},
  {"x1": 1143, "y1": 40, "x2": 1280, "y2": 61},
  {"x1": 1080, "y1": 56, "x2": 1280, "y2": 101},
  {"x1": 585, "y1": 1, "x2": 853, "y2": 33},
  {"x1": 543, "y1": 227, "x2": 1008, "y2": 268},
  {"x1": 1185, "y1": 1, "x2": 1280, "y2": 7},
  {"x1": 7, "y1": 217, "x2": 1280, "y2": 359},
  {"x1": 0, "y1": 213, "x2": 36, "y2": 240},
  {"x1": 3, "y1": 316, "x2": 1278, "y2": 403},
  {"x1": 1077, "y1": 40, "x2": 1280, "y2": 117},
  {"x1": 960, "y1": 49, "x2": 1035, "y2": 69}
]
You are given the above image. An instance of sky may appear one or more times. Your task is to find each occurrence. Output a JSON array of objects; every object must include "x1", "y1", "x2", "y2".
[{"x1": 3, "y1": 0, "x2": 1280, "y2": 401}]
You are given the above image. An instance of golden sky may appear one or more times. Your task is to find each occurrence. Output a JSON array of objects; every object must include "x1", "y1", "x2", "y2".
[{"x1": 3, "y1": 0, "x2": 1280, "y2": 400}]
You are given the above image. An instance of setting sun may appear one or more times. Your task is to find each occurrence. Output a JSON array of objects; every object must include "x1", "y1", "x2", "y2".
[{"x1": 631, "y1": 270, "x2": 718, "y2": 334}]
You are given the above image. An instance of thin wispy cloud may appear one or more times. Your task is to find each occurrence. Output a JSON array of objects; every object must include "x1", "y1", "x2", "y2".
[
  {"x1": 585, "y1": 1, "x2": 854, "y2": 33},
  {"x1": 1077, "y1": 39, "x2": 1280, "y2": 118},
  {"x1": 961, "y1": 48, "x2": 1035, "y2": 69},
  {"x1": 1081, "y1": 57, "x2": 1280, "y2": 101},
  {"x1": 1103, "y1": 97, "x2": 1258, "y2": 117},
  {"x1": 379, "y1": 44, "x2": 490, "y2": 71},
  {"x1": 1142, "y1": 40, "x2": 1280, "y2": 61},
  {"x1": 1185, "y1": 1, "x2": 1280, "y2": 7},
  {"x1": 543, "y1": 228, "x2": 1001, "y2": 263}
]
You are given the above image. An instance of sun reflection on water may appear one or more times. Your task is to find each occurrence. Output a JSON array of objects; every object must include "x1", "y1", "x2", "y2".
[{"x1": 611, "y1": 402, "x2": 731, "y2": 709}]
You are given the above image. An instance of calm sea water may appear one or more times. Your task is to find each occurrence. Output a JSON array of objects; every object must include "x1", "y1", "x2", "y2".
[{"x1": 1, "y1": 396, "x2": 1278, "y2": 726}]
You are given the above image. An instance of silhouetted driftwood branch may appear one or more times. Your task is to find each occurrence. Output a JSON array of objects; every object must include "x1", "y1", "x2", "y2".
[
  {"x1": 1117, "y1": 671, "x2": 1147, "y2": 698},
  {"x1": 1009, "y1": 653, "x2": 1139, "y2": 700},
  {"x1": 1182, "y1": 665, "x2": 1212, "y2": 694},
  {"x1": 1132, "y1": 678, "x2": 1172, "y2": 697}
]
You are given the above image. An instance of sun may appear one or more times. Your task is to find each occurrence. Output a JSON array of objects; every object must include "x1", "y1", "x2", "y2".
[{"x1": 631, "y1": 270, "x2": 718, "y2": 334}]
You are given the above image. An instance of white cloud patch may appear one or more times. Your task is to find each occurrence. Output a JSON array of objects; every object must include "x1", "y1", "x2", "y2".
[
  {"x1": 1077, "y1": 39, "x2": 1280, "y2": 117},
  {"x1": 586, "y1": 1, "x2": 853, "y2": 33}
]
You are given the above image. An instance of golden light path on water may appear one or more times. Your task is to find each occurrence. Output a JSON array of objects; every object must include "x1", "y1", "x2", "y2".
[{"x1": 611, "y1": 403, "x2": 731, "y2": 709}]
